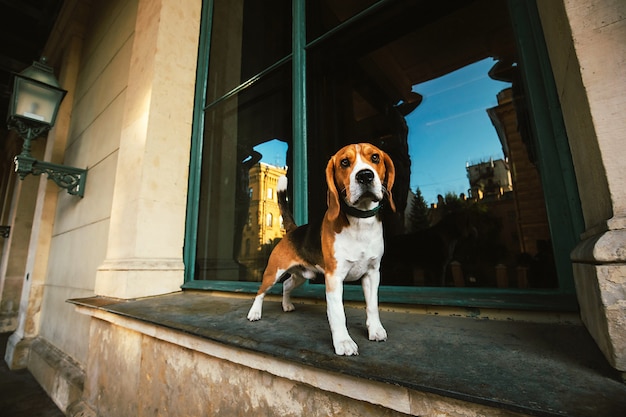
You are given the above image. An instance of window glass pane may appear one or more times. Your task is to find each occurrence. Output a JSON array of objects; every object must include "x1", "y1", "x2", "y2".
[
  {"x1": 207, "y1": 0, "x2": 292, "y2": 104},
  {"x1": 307, "y1": 0, "x2": 381, "y2": 42},
  {"x1": 195, "y1": 64, "x2": 291, "y2": 282},
  {"x1": 307, "y1": 0, "x2": 558, "y2": 288}
]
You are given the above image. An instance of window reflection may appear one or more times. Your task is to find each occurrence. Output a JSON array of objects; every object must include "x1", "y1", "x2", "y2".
[
  {"x1": 207, "y1": 0, "x2": 291, "y2": 104},
  {"x1": 307, "y1": 0, "x2": 380, "y2": 42},
  {"x1": 308, "y1": 0, "x2": 558, "y2": 288},
  {"x1": 196, "y1": 65, "x2": 291, "y2": 281},
  {"x1": 195, "y1": 0, "x2": 292, "y2": 282},
  {"x1": 237, "y1": 148, "x2": 288, "y2": 282}
]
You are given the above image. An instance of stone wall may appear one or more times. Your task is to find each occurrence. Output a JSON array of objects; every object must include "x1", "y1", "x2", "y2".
[{"x1": 537, "y1": 0, "x2": 626, "y2": 371}]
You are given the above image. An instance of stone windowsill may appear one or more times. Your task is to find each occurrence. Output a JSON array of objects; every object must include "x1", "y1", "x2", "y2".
[{"x1": 69, "y1": 291, "x2": 626, "y2": 417}]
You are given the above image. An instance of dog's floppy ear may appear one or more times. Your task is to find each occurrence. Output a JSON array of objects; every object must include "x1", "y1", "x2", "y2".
[
  {"x1": 383, "y1": 152, "x2": 396, "y2": 212},
  {"x1": 325, "y1": 156, "x2": 341, "y2": 221}
]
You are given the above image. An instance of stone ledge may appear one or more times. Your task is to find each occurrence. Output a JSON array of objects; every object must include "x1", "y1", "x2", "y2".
[{"x1": 70, "y1": 292, "x2": 626, "y2": 417}]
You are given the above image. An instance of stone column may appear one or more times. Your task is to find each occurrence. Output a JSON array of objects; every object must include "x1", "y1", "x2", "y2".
[
  {"x1": 94, "y1": 0, "x2": 201, "y2": 298},
  {"x1": 0, "y1": 154, "x2": 40, "y2": 333},
  {"x1": 538, "y1": 0, "x2": 626, "y2": 371}
]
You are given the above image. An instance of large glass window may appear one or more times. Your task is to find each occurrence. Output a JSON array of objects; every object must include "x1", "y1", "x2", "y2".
[
  {"x1": 306, "y1": 0, "x2": 556, "y2": 289},
  {"x1": 186, "y1": 0, "x2": 582, "y2": 309}
]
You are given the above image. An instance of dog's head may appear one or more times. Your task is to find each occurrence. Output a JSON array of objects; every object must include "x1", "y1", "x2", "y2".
[{"x1": 325, "y1": 143, "x2": 396, "y2": 220}]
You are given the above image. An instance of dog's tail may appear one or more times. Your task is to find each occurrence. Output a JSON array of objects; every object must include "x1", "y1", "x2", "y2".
[{"x1": 277, "y1": 176, "x2": 297, "y2": 233}]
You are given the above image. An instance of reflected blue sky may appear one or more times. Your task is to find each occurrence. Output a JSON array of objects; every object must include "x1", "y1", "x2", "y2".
[
  {"x1": 254, "y1": 58, "x2": 512, "y2": 206},
  {"x1": 254, "y1": 139, "x2": 288, "y2": 168},
  {"x1": 407, "y1": 58, "x2": 511, "y2": 204}
]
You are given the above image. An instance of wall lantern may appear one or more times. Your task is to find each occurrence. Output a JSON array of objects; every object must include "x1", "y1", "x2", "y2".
[{"x1": 6, "y1": 58, "x2": 87, "y2": 197}]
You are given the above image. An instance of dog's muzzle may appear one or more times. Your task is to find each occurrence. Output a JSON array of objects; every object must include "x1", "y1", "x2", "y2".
[
  {"x1": 352, "y1": 169, "x2": 383, "y2": 204},
  {"x1": 356, "y1": 169, "x2": 374, "y2": 184}
]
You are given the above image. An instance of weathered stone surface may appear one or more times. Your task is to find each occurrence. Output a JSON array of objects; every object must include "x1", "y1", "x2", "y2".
[
  {"x1": 574, "y1": 262, "x2": 626, "y2": 370},
  {"x1": 137, "y1": 337, "x2": 410, "y2": 417},
  {"x1": 28, "y1": 337, "x2": 84, "y2": 412},
  {"x1": 71, "y1": 292, "x2": 626, "y2": 416},
  {"x1": 83, "y1": 320, "x2": 142, "y2": 417}
]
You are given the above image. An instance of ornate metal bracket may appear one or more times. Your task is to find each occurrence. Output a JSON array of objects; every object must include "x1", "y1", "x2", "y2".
[
  {"x1": 0, "y1": 226, "x2": 9, "y2": 238},
  {"x1": 14, "y1": 155, "x2": 87, "y2": 197},
  {"x1": 8, "y1": 116, "x2": 87, "y2": 197}
]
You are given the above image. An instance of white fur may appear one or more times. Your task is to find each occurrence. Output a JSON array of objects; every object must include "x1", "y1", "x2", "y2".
[
  {"x1": 247, "y1": 294, "x2": 265, "y2": 321},
  {"x1": 326, "y1": 213, "x2": 386, "y2": 355}
]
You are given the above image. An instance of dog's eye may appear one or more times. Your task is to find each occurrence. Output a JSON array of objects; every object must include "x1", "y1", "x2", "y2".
[
  {"x1": 371, "y1": 154, "x2": 380, "y2": 164},
  {"x1": 340, "y1": 158, "x2": 350, "y2": 168}
]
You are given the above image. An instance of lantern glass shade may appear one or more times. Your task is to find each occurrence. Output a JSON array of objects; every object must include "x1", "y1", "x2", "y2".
[{"x1": 8, "y1": 64, "x2": 67, "y2": 127}]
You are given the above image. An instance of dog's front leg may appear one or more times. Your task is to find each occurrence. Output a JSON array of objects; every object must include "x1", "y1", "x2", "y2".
[
  {"x1": 326, "y1": 276, "x2": 358, "y2": 356},
  {"x1": 362, "y1": 269, "x2": 387, "y2": 342}
]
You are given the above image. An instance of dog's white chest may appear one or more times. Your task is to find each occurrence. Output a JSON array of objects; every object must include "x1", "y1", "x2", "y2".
[{"x1": 333, "y1": 220, "x2": 384, "y2": 280}]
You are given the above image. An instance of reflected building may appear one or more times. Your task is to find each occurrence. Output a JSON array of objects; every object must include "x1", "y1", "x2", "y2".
[
  {"x1": 237, "y1": 162, "x2": 287, "y2": 281},
  {"x1": 487, "y1": 88, "x2": 551, "y2": 258},
  {"x1": 448, "y1": 86, "x2": 553, "y2": 288},
  {"x1": 466, "y1": 158, "x2": 513, "y2": 200}
]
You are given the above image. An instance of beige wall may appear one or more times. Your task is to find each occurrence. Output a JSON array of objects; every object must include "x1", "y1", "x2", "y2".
[
  {"x1": 5, "y1": 0, "x2": 198, "y2": 367},
  {"x1": 33, "y1": 0, "x2": 201, "y2": 363},
  {"x1": 1, "y1": 0, "x2": 201, "y2": 407},
  {"x1": 93, "y1": 0, "x2": 200, "y2": 298},
  {"x1": 37, "y1": 0, "x2": 138, "y2": 365}
]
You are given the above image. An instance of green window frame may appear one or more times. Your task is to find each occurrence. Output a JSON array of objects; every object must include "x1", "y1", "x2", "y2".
[{"x1": 183, "y1": 0, "x2": 584, "y2": 312}]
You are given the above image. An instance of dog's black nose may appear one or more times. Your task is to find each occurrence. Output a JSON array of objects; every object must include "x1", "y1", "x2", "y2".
[{"x1": 356, "y1": 169, "x2": 374, "y2": 184}]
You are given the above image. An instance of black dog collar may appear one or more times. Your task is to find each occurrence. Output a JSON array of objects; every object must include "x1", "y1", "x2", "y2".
[{"x1": 340, "y1": 199, "x2": 383, "y2": 218}]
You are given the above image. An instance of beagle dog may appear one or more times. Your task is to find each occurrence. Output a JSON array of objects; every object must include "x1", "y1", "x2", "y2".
[{"x1": 247, "y1": 143, "x2": 395, "y2": 355}]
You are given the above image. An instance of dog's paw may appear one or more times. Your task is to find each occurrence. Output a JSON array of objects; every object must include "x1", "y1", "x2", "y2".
[
  {"x1": 334, "y1": 337, "x2": 359, "y2": 356},
  {"x1": 247, "y1": 297, "x2": 264, "y2": 321},
  {"x1": 368, "y1": 324, "x2": 387, "y2": 342},
  {"x1": 282, "y1": 302, "x2": 296, "y2": 312},
  {"x1": 247, "y1": 308, "x2": 262, "y2": 321}
]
